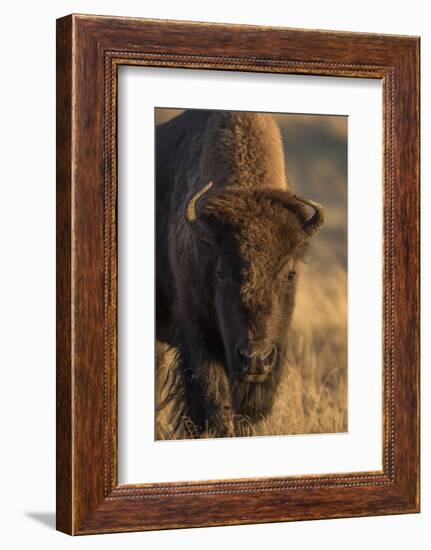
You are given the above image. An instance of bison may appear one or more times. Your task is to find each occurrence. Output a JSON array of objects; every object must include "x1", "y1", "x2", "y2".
[{"x1": 156, "y1": 110, "x2": 324, "y2": 437}]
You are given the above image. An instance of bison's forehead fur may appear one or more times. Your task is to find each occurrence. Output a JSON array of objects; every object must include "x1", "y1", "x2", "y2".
[{"x1": 201, "y1": 188, "x2": 309, "y2": 311}]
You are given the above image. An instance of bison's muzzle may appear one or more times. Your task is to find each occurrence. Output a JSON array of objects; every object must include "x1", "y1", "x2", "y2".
[{"x1": 236, "y1": 342, "x2": 278, "y2": 382}]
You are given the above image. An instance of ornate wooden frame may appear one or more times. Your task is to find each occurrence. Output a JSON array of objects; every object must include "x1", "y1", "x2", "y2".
[{"x1": 56, "y1": 14, "x2": 420, "y2": 534}]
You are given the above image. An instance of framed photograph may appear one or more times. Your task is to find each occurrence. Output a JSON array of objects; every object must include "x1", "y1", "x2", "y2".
[{"x1": 56, "y1": 14, "x2": 420, "y2": 534}]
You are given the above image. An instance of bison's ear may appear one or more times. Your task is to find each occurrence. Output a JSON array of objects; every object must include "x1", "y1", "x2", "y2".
[
  {"x1": 263, "y1": 189, "x2": 325, "y2": 238},
  {"x1": 185, "y1": 181, "x2": 216, "y2": 245}
]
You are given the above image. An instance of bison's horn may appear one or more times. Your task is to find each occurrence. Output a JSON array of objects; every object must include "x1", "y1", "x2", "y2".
[
  {"x1": 293, "y1": 194, "x2": 325, "y2": 236},
  {"x1": 185, "y1": 181, "x2": 215, "y2": 245}
]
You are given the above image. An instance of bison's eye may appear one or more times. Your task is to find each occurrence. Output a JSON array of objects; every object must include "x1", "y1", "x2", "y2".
[
  {"x1": 286, "y1": 271, "x2": 297, "y2": 282},
  {"x1": 215, "y1": 270, "x2": 226, "y2": 282}
]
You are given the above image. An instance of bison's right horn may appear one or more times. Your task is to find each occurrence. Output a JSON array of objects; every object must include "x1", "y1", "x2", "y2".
[
  {"x1": 292, "y1": 194, "x2": 325, "y2": 237},
  {"x1": 185, "y1": 181, "x2": 215, "y2": 245}
]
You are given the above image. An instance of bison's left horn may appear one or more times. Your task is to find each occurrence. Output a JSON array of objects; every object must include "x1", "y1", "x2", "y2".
[
  {"x1": 185, "y1": 181, "x2": 215, "y2": 245},
  {"x1": 293, "y1": 194, "x2": 325, "y2": 237}
]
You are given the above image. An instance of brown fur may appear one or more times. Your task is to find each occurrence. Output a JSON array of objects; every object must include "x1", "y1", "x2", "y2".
[
  {"x1": 202, "y1": 188, "x2": 309, "y2": 312},
  {"x1": 156, "y1": 109, "x2": 322, "y2": 437},
  {"x1": 200, "y1": 112, "x2": 287, "y2": 190}
]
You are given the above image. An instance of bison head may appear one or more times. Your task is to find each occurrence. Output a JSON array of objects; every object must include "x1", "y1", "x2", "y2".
[{"x1": 185, "y1": 182, "x2": 324, "y2": 421}]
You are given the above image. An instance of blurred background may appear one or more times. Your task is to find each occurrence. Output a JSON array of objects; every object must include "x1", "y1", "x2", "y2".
[{"x1": 156, "y1": 108, "x2": 348, "y2": 437}]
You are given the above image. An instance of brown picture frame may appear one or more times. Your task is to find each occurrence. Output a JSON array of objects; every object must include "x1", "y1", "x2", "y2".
[{"x1": 56, "y1": 14, "x2": 420, "y2": 535}]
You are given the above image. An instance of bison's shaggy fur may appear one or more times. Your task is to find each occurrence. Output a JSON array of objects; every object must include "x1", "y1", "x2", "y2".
[
  {"x1": 156, "y1": 110, "x2": 323, "y2": 438},
  {"x1": 202, "y1": 188, "x2": 310, "y2": 312}
]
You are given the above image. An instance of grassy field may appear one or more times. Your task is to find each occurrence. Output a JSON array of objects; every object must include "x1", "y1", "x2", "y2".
[{"x1": 155, "y1": 110, "x2": 348, "y2": 439}]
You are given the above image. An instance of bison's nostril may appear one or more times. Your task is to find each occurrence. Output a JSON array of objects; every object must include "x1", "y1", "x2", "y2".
[
  {"x1": 236, "y1": 347, "x2": 251, "y2": 373},
  {"x1": 237, "y1": 348, "x2": 250, "y2": 360},
  {"x1": 261, "y1": 345, "x2": 276, "y2": 362},
  {"x1": 260, "y1": 345, "x2": 277, "y2": 369}
]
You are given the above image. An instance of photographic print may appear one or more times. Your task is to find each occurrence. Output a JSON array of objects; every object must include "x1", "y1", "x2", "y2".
[
  {"x1": 57, "y1": 15, "x2": 420, "y2": 533},
  {"x1": 155, "y1": 108, "x2": 347, "y2": 440}
]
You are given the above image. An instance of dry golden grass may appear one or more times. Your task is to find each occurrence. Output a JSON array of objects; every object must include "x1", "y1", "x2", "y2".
[
  {"x1": 155, "y1": 110, "x2": 348, "y2": 440},
  {"x1": 263, "y1": 258, "x2": 348, "y2": 436}
]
